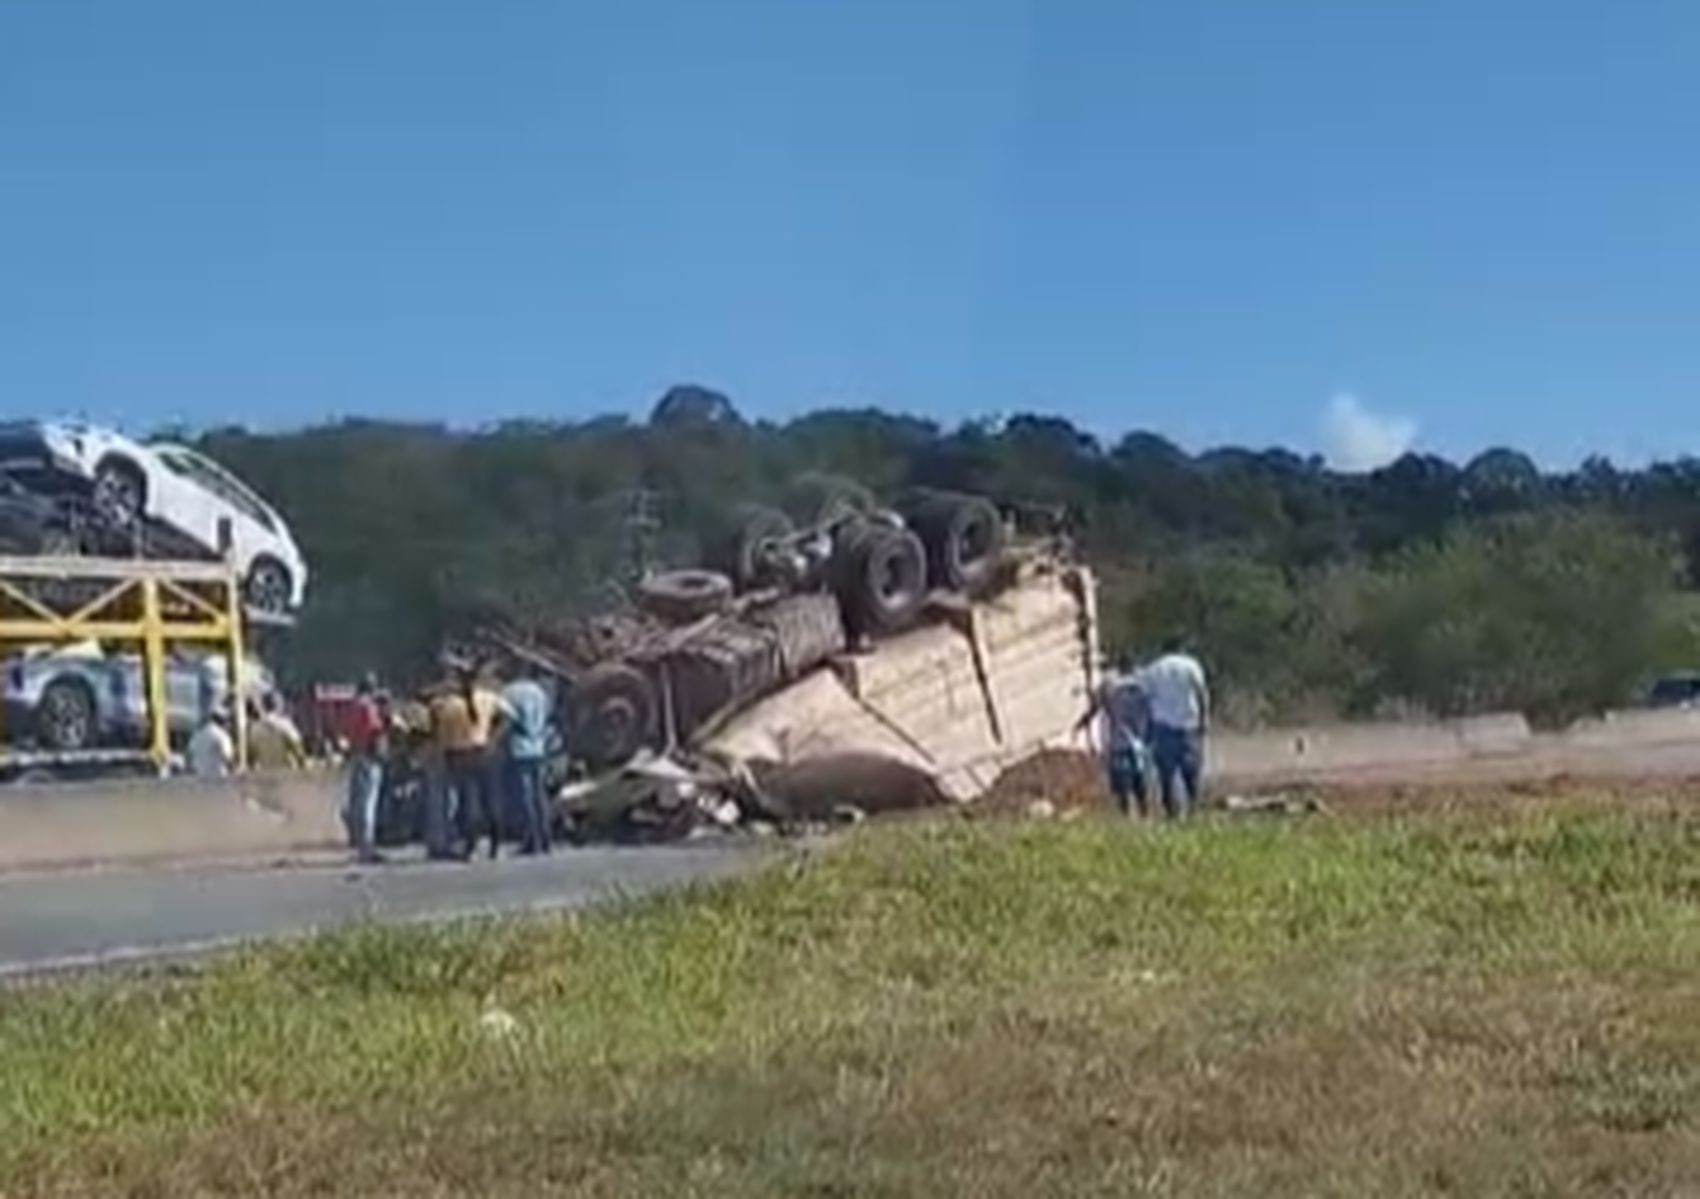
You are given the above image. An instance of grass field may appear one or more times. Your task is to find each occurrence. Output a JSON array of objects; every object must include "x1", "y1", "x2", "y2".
[{"x1": 4, "y1": 800, "x2": 1700, "y2": 1196}]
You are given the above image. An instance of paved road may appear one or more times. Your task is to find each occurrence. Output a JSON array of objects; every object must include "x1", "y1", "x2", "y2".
[{"x1": 0, "y1": 842, "x2": 762, "y2": 977}]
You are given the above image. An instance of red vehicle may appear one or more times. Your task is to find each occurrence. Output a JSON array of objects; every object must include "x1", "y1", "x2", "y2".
[{"x1": 298, "y1": 682, "x2": 360, "y2": 757}]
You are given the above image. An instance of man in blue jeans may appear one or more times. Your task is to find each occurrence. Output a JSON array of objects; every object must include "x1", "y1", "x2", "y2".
[
  {"x1": 501, "y1": 664, "x2": 556, "y2": 855},
  {"x1": 1137, "y1": 638, "x2": 1210, "y2": 818},
  {"x1": 342, "y1": 674, "x2": 389, "y2": 864},
  {"x1": 1076, "y1": 655, "x2": 1152, "y2": 817}
]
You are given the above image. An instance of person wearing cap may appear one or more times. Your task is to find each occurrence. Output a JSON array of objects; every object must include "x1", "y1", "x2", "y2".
[{"x1": 343, "y1": 673, "x2": 390, "y2": 864}]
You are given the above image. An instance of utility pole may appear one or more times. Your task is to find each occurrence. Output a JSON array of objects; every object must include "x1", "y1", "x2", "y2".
[{"x1": 622, "y1": 488, "x2": 660, "y2": 584}]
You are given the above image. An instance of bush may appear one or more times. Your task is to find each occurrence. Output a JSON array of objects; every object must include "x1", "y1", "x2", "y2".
[
  {"x1": 1104, "y1": 514, "x2": 1692, "y2": 727},
  {"x1": 1111, "y1": 553, "x2": 1367, "y2": 724},
  {"x1": 1352, "y1": 512, "x2": 1691, "y2": 723}
]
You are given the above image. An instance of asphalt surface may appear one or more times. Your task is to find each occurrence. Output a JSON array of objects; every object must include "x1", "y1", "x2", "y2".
[{"x1": 0, "y1": 841, "x2": 763, "y2": 977}]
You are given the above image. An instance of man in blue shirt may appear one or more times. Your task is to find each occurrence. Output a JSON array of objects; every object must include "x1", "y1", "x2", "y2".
[{"x1": 501, "y1": 664, "x2": 556, "y2": 855}]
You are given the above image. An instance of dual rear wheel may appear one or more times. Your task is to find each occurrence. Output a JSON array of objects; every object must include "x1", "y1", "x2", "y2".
[
  {"x1": 717, "y1": 486, "x2": 1004, "y2": 634},
  {"x1": 583, "y1": 484, "x2": 1006, "y2": 772}
]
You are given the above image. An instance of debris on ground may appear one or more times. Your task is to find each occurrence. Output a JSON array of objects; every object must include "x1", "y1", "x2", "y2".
[
  {"x1": 476, "y1": 1008, "x2": 521, "y2": 1042},
  {"x1": 1221, "y1": 792, "x2": 1328, "y2": 817}
]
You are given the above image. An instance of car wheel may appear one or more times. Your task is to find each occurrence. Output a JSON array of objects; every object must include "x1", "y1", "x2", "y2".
[
  {"x1": 244, "y1": 559, "x2": 294, "y2": 615},
  {"x1": 36, "y1": 678, "x2": 97, "y2": 752},
  {"x1": 92, "y1": 459, "x2": 146, "y2": 530}
]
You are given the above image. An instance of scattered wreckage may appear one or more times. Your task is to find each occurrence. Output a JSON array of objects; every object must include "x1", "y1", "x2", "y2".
[{"x1": 475, "y1": 484, "x2": 1103, "y2": 840}]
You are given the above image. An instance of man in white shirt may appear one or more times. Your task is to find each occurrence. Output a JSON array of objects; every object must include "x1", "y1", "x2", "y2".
[
  {"x1": 187, "y1": 708, "x2": 236, "y2": 779},
  {"x1": 1137, "y1": 638, "x2": 1210, "y2": 817}
]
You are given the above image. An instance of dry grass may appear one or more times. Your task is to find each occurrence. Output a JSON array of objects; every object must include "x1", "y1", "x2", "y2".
[{"x1": 5, "y1": 798, "x2": 1700, "y2": 1196}]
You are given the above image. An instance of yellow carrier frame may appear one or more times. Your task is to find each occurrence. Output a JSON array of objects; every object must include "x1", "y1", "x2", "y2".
[{"x1": 0, "y1": 556, "x2": 248, "y2": 771}]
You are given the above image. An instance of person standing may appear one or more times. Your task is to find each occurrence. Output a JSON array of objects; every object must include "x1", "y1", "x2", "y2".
[
  {"x1": 187, "y1": 707, "x2": 236, "y2": 779},
  {"x1": 501, "y1": 664, "x2": 555, "y2": 856},
  {"x1": 429, "y1": 662, "x2": 508, "y2": 860},
  {"x1": 1138, "y1": 638, "x2": 1210, "y2": 819},
  {"x1": 1076, "y1": 655, "x2": 1152, "y2": 817},
  {"x1": 421, "y1": 680, "x2": 461, "y2": 861},
  {"x1": 343, "y1": 674, "x2": 389, "y2": 864},
  {"x1": 248, "y1": 692, "x2": 307, "y2": 771}
]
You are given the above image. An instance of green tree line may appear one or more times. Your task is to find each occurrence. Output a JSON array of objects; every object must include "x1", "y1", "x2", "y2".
[{"x1": 195, "y1": 387, "x2": 1700, "y2": 725}]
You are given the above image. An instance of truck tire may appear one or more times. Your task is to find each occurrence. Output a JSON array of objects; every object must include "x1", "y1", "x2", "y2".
[
  {"x1": 902, "y1": 490, "x2": 1005, "y2": 595},
  {"x1": 572, "y1": 664, "x2": 657, "y2": 771},
  {"x1": 36, "y1": 677, "x2": 97, "y2": 752},
  {"x1": 716, "y1": 505, "x2": 795, "y2": 592},
  {"x1": 637, "y1": 569, "x2": 733, "y2": 624},
  {"x1": 834, "y1": 524, "x2": 928, "y2": 636},
  {"x1": 788, "y1": 472, "x2": 876, "y2": 527}
]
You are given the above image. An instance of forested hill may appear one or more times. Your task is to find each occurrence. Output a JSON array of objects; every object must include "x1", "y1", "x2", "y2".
[{"x1": 198, "y1": 386, "x2": 1700, "y2": 726}]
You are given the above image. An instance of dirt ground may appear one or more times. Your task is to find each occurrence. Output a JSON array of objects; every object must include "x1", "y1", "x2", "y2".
[{"x1": 974, "y1": 749, "x2": 1700, "y2": 820}]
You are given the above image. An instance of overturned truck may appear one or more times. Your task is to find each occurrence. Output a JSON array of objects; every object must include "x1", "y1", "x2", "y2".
[{"x1": 482, "y1": 486, "x2": 1101, "y2": 832}]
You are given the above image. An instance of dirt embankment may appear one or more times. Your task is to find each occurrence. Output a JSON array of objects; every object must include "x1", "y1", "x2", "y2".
[{"x1": 972, "y1": 749, "x2": 1700, "y2": 821}]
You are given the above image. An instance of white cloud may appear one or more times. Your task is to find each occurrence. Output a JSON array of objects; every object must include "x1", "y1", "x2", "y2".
[{"x1": 1322, "y1": 392, "x2": 1415, "y2": 471}]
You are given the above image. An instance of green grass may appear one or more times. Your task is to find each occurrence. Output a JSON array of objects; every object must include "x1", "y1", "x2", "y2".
[{"x1": 5, "y1": 801, "x2": 1700, "y2": 1196}]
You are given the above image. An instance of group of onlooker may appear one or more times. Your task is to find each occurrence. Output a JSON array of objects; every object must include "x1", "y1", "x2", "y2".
[
  {"x1": 179, "y1": 660, "x2": 560, "y2": 866},
  {"x1": 340, "y1": 659, "x2": 558, "y2": 865},
  {"x1": 186, "y1": 691, "x2": 306, "y2": 779}
]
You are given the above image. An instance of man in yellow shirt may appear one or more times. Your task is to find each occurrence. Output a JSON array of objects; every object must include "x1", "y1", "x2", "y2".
[{"x1": 426, "y1": 663, "x2": 509, "y2": 860}]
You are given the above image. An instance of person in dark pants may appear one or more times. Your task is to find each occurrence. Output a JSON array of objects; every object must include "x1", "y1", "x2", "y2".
[
  {"x1": 427, "y1": 663, "x2": 509, "y2": 860},
  {"x1": 501, "y1": 663, "x2": 555, "y2": 855},
  {"x1": 1075, "y1": 655, "x2": 1152, "y2": 817},
  {"x1": 448, "y1": 744, "x2": 501, "y2": 859},
  {"x1": 421, "y1": 684, "x2": 459, "y2": 861},
  {"x1": 1137, "y1": 638, "x2": 1210, "y2": 818}
]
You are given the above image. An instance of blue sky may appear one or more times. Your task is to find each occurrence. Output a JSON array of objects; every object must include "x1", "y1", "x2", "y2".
[{"x1": 4, "y1": 0, "x2": 1698, "y2": 466}]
